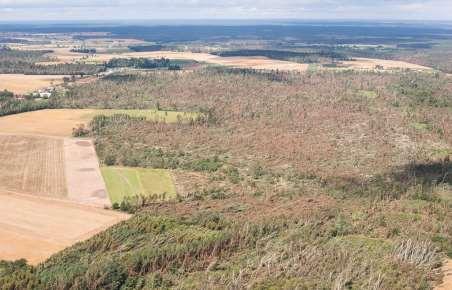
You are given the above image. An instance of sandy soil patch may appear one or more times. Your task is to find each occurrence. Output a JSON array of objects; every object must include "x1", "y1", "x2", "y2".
[
  {"x1": 0, "y1": 109, "x2": 95, "y2": 137},
  {"x1": 339, "y1": 57, "x2": 432, "y2": 71},
  {"x1": 0, "y1": 190, "x2": 128, "y2": 265},
  {"x1": 436, "y1": 259, "x2": 452, "y2": 290},
  {"x1": 64, "y1": 138, "x2": 110, "y2": 207},
  {"x1": 0, "y1": 134, "x2": 66, "y2": 197},
  {"x1": 0, "y1": 74, "x2": 66, "y2": 94}
]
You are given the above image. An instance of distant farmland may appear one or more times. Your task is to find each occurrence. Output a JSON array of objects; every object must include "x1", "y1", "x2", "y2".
[{"x1": 0, "y1": 74, "x2": 66, "y2": 94}]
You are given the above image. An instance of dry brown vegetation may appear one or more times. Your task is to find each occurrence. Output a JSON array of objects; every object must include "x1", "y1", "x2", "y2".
[
  {"x1": 75, "y1": 70, "x2": 450, "y2": 183},
  {"x1": 0, "y1": 42, "x2": 450, "y2": 288}
]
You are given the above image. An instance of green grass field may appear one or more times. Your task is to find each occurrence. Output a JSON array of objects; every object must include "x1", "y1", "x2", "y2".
[
  {"x1": 101, "y1": 167, "x2": 177, "y2": 204},
  {"x1": 89, "y1": 109, "x2": 201, "y2": 123}
]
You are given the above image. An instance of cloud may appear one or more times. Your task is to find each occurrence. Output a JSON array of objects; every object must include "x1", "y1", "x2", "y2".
[{"x1": 0, "y1": 0, "x2": 450, "y2": 20}]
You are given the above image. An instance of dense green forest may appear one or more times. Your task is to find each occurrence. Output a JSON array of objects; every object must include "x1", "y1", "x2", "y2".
[
  {"x1": 0, "y1": 47, "x2": 104, "y2": 75},
  {"x1": 212, "y1": 49, "x2": 351, "y2": 63},
  {"x1": 106, "y1": 57, "x2": 193, "y2": 70},
  {"x1": 0, "y1": 90, "x2": 51, "y2": 116}
]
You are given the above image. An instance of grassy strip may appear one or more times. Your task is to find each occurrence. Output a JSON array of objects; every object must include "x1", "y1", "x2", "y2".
[
  {"x1": 101, "y1": 167, "x2": 177, "y2": 204},
  {"x1": 85, "y1": 109, "x2": 200, "y2": 123}
]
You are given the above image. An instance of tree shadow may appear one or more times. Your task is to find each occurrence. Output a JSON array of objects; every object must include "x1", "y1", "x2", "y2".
[
  {"x1": 394, "y1": 158, "x2": 451, "y2": 187},
  {"x1": 325, "y1": 158, "x2": 451, "y2": 200}
]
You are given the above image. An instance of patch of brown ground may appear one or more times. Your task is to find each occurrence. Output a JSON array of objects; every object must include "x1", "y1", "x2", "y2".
[
  {"x1": 0, "y1": 74, "x2": 66, "y2": 94},
  {"x1": 0, "y1": 134, "x2": 66, "y2": 197},
  {"x1": 338, "y1": 57, "x2": 433, "y2": 71},
  {"x1": 436, "y1": 259, "x2": 452, "y2": 290},
  {"x1": 0, "y1": 190, "x2": 128, "y2": 265},
  {"x1": 0, "y1": 109, "x2": 95, "y2": 137},
  {"x1": 64, "y1": 138, "x2": 110, "y2": 207}
]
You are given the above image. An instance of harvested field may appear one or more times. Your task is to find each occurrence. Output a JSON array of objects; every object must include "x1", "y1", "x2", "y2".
[
  {"x1": 65, "y1": 138, "x2": 110, "y2": 207},
  {"x1": 0, "y1": 190, "x2": 128, "y2": 265},
  {"x1": 0, "y1": 74, "x2": 66, "y2": 94},
  {"x1": 338, "y1": 57, "x2": 433, "y2": 71},
  {"x1": 0, "y1": 134, "x2": 66, "y2": 197},
  {"x1": 0, "y1": 134, "x2": 110, "y2": 207},
  {"x1": 0, "y1": 109, "x2": 200, "y2": 137},
  {"x1": 101, "y1": 167, "x2": 177, "y2": 204},
  {"x1": 0, "y1": 109, "x2": 94, "y2": 137},
  {"x1": 47, "y1": 48, "x2": 433, "y2": 72}
]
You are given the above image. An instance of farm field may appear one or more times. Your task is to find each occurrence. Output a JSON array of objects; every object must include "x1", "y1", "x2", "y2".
[
  {"x1": 0, "y1": 109, "x2": 94, "y2": 137},
  {"x1": 0, "y1": 134, "x2": 66, "y2": 197},
  {"x1": 64, "y1": 138, "x2": 110, "y2": 207},
  {"x1": 0, "y1": 109, "x2": 201, "y2": 137},
  {"x1": 0, "y1": 190, "x2": 128, "y2": 265},
  {"x1": 101, "y1": 167, "x2": 177, "y2": 204},
  {"x1": 43, "y1": 48, "x2": 436, "y2": 72},
  {"x1": 337, "y1": 57, "x2": 433, "y2": 71},
  {"x1": 0, "y1": 74, "x2": 66, "y2": 94}
]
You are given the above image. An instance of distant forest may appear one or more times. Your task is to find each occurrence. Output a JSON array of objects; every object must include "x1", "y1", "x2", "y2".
[
  {"x1": 0, "y1": 47, "x2": 104, "y2": 75},
  {"x1": 213, "y1": 49, "x2": 351, "y2": 63},
  {"x1": 1, "y1": 22, "x2": 452, "y2": 44}
]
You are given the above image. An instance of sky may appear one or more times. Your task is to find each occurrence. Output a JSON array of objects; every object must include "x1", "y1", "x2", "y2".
[{"x1": 0, "y1": 0, "x2": 451, "y2": 22}]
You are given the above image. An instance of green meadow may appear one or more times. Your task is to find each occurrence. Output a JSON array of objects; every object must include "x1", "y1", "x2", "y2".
[{"x1": 101, "y1": 167, "x2": 177, "y2": 204}]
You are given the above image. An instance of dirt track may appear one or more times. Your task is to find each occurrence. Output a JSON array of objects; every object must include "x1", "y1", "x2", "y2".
[
  {"x1": 65, "y1": 138, "x2": 110, "y2": 207},
  {"x1": 0, "y1": 190, "x2": 128, "y2": 265},
  {"x1": 436, "y1": 259, "x2": 452, "y2": 290}
]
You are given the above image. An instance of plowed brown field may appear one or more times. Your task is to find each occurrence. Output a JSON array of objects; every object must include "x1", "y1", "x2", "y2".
[{"x1": 0, "y1": 134, "x2": 66, "y2": 197}]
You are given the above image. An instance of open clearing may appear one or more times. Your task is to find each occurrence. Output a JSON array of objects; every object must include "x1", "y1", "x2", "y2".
[
  {"x1": 0, "y1": 134, "x2": 110, "y2": 207},
  {"x1": 0, "y1": 109, "x2": 94, "y2": 137},
  {"x1": 0, "y1": 190, "x2": 128, "y2": 265},
  {"x1": 0, "y1": 134, "x2": 66, "y2": 197},
  {"x1": 0, "y1": 74, "x2": 66, "y2": 94},
  {"x1": 101, "y1": 167, "x2": 177, "y2": 204},
  {"x1": 0, "y1": 109, "x2": 200, "y2": 137},
  {"x1": 337, "y1": 57, "x2": 433, "y2": 71},
  {"x1": 64, "y1": 138, "x2": 110, "y2": 207},
  {"x1": 0, "y1": 134, "x2": 125, "y2": 263}
]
